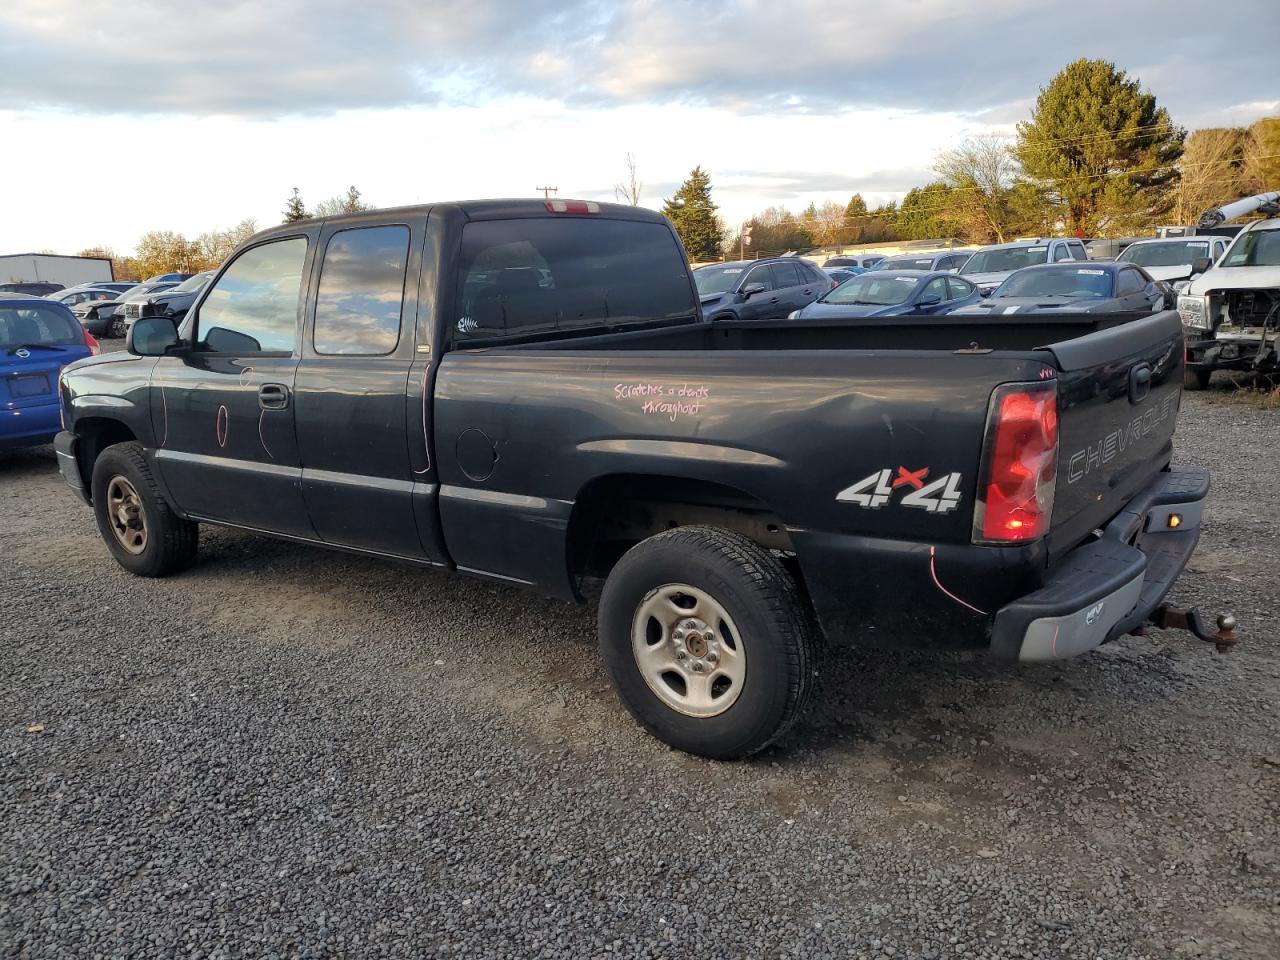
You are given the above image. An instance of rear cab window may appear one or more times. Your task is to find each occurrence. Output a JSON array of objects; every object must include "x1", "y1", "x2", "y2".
[{"x1": 454, "y1": 218, "x2": 696, "y2": 343}]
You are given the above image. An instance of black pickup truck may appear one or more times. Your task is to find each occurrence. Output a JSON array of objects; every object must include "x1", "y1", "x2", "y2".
[{"x1": 55, "y1": 199, "x2": 1213, "y2": 759}]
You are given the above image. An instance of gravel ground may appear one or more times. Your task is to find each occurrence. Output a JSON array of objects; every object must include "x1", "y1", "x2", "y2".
[{"x1": 2, "y1": 379, "x2": 1278, "y2": 959}]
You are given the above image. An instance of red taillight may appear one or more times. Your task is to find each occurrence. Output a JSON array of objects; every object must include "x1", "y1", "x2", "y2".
[
  {"x1": 84, "y1": 329, "x2": 101, "y2": 356},
  {"x1": 545, "y1": 199, "x2": 600, "y2": 214},
  {"x1": 973, "y1": 382, "x2": 1058, "y2": 544}
]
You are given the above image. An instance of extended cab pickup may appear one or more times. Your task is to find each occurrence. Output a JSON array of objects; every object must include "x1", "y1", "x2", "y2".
[{"x1": 56, "y1": 199, "x2": 1212, "y2": 759}]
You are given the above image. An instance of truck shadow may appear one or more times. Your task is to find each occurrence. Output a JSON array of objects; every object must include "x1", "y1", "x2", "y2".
[{"x1": 187, "y1": 525, "x2": 1209, "y2": 773}]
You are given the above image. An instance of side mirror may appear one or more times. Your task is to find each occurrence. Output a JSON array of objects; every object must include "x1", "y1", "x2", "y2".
[
  {"x1": 979, "y1": 288, "x2": 994, "y2": 298},
  {"x1": 916, "y1": 294, "x2": 943, "y2": 308},
  {"x1": 127, "y1": 315, "x2": 181, "y2": 356},
  {"x1": 740, "y1": 282, "x2": 767, "y2": 300},
  {"x1": 1191, "y1": 257, "x2": 1212, "y2": 274}
]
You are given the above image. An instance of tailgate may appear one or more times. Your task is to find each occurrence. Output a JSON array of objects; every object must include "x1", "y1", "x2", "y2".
[{"x1": 1042, "y1": 310, "x2": 1183, "y2": 561}]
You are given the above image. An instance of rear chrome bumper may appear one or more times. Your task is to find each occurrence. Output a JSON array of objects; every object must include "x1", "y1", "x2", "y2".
[{"x1": 990, "y1": 468, "x2": 1208, "y2": 661}]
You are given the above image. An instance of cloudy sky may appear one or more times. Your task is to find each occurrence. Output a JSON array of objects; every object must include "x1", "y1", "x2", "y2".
[{"x1": 2, "y1": 0, "x2": 1277, "y2": 257}]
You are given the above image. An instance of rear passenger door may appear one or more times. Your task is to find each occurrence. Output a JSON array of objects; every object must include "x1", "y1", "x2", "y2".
[{"x1": 293, "y1": 216, "x2": 445, "y2": 562}]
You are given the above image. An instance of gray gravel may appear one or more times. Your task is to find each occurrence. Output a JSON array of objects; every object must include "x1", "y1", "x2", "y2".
[{"x1": 2, "y1": 384, "x2": 1278, "y2": 959}]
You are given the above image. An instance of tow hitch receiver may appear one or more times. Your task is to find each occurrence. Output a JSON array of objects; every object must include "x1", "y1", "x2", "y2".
[{"x1": 1147, "y1": 605, "x2": 1240, "y2": 653}]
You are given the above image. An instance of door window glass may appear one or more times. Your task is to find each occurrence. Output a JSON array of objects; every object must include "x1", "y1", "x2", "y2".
[
  {"x1": 921, "y1": 277, "x2": 949, "y2": 301},
  {"x1": 1052, "y1": 244, "x2": 1072, "y2": 262},
  {"x1": 1116, "y1": 269, "x2": 1143, "y2": 296},
  {"x1": 769, "y1": 261, "x2": 801, "y2": 288},
  {"x1": 313, "y1": 225, "x2": 410, "y2": 355},
  {"x1": 743, "y1": 264, "x2": 774, "y2": 291},
  {"x1": 197, "y1": 237, "x2": 307, "y2": 354}
]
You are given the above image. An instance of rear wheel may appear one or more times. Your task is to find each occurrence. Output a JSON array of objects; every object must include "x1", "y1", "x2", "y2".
[
  {"x1": 92, "y1": 441, "x2": 198, "y2": 576},
  {"x1": 599, "y1": 526, "x2": 818, "y2": 759},
  {"x1": 1183, "y1": 368, "x2": 1211, "y2": 391}
]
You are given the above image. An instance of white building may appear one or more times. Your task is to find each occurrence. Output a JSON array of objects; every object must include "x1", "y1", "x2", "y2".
[{"x1": 0, "y1": 252, "x2": 114, "y2": 288}]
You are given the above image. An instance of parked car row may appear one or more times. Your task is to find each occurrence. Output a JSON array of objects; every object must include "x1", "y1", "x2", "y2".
[{"x1": 695, "y1": 236, "x2": 1165, "y2": 324}]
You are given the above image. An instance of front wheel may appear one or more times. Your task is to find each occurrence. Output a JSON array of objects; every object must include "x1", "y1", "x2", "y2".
[
  {"x1": 91, "y1": 441, "x2": 198, "y2": 576},
  {"x1": 599, "y1": 526, "x2": 818, "y2": 759}
]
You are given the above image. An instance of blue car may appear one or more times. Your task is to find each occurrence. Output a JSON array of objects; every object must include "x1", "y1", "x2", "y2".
[
  {"x1": 1, "y1": 298, "x2": 99, "y2": 450},
  {"x1": 789, "y1": 270, "x2": 981, "y2": 319}
]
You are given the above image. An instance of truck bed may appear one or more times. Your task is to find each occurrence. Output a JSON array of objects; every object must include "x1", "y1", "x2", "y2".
[
  {"x1": 438, "y1": 309, "x2": 1184, "y2": 649},
  {"x1": 498, "y1": 311, "x2": 1156, "y2": 355}
]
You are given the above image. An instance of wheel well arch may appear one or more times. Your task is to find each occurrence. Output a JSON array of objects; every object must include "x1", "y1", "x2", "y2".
[
  {"x1": 565, "y1": 473, "x2": 794, "y2": 588},
  {"x1": 73, "y1": 417, "x2": 138, "y2": 492}
]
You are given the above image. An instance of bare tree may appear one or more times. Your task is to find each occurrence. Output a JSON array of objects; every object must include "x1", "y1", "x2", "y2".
[
  {"x1": 314, "y1": 185, "x2": 371, "y2": 217},
  {"x1": 812, "y1": 200, "x2": 846, "y2": 246},
  {"x1": 1175, "y1": 128, "x2": 1248, "y2": 223},
  {"x1": 614, "y1": 153, "x2": 643, "y2": 206},
  {"x1": 934, "y1": 135, "x2": 1022, "y2": 242},
  {"x1": 1243, "y1": 117, "x2": 1280, "y2": 195},
  {"x1": 194, "y1": 218, "x2": 259, "y2": 271}
]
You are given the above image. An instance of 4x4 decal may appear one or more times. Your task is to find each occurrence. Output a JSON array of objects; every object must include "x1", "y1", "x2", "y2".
[{"x1": 837, "y1": 467, "x2": 964, "y2": 514}]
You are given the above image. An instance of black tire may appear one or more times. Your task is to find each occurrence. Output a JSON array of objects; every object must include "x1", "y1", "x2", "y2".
[
  {"x1": 1183, "y1": 368, "x2": 1211, "y2": 391},
  {"x1": 109, "y1": 316, "x2": 126, "y2": 339},
  {"x1": 599, "y1": 526, "x2": 818, "y2": 759},
  {"x1": 91, "y1": 441, "x2": 198, "y2": 577}
]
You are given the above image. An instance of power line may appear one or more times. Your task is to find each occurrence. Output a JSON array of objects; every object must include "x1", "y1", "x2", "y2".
[
  {"x1": 982, "y1": 119, "x2": 1184, "y2": 149},
  {"x1": 535, "y1": 185, "x2": 558, "y2": 198}
]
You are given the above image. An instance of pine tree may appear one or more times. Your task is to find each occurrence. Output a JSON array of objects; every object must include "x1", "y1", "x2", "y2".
[
  {"x1": 1016, "y1": 59, "x2": 1184, "y2": 235},
  {"x1": 661, "y1": 166, "x2": 723, "y2": 261},
  {"x1": 283, "y1": 188, "x2": 308, "y2": 223},
  {"x1": 342, "y1": 185, "x2": 366, "y2": 213}
]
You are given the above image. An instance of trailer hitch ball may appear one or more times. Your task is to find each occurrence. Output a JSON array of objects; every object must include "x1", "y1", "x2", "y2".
[{"x1": 1150, "y1": 605, "x2": 1241, "y2": 653}]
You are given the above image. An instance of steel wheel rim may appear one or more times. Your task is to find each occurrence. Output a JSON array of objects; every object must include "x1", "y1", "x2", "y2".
[
  {"x1": 631, "y1": 583, "x2": 747, "y2": 718},
  {"x1": 106, "y1": 475, "x2": 148, "y2": 555}
]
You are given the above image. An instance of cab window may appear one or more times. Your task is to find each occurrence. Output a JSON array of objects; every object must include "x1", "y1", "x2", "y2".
[
  {"x1": 196, "y1": 237, "x2": 307, "y2": 354},
  {"x1": 313, "y1": 225, "x2": 410, "y2": 355},
  {"x1": 454, "y1": 218, "x2": 695, "y2": 341}
]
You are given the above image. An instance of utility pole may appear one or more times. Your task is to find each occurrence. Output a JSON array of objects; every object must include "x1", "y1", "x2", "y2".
[{"x1": 536, "y1": 185, "x2": 559, "y2": 198}]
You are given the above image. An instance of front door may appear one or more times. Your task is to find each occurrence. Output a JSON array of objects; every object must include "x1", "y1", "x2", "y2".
[
  {"x1": 150, "y1": 231, "x2": 316, "y2": 538},
  {"x1": 916, "y1": 276, "x2": 952, "y2": 314},
  {"x1": 738, "y1": 263, "x2": 778, "y2": 320},
  {"x1": 293, "y1": 216, "x2": 444, "y2": 561}
]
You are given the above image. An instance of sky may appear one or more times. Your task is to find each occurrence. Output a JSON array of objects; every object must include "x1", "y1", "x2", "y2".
[{"x1": 1, "y1": 0, "x2": 1277, "y2": 257}]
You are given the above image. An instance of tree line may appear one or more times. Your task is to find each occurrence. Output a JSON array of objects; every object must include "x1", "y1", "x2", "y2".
[
  {"x1": 662, "y1": 59, "x2": 1280, "y2": 261},
  {"x1": 77, "y1": 186, "x2": 372, "y2": 280}
]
